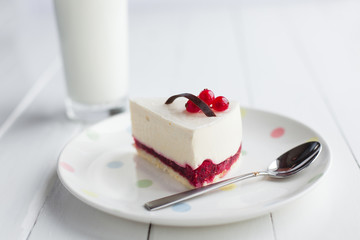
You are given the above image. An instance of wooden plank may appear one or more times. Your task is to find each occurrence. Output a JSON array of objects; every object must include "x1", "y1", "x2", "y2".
[
  {"x1": 128, "y1": 0, "x2": 250, "y2": 104},
  {"x1": 274, "y1": 2, "x2": 360, "y2": 238},
  {"x1": 281, "y1": 0, "x2": 360, "y2": 166},
  {"x1": 229, "y1": 1, "x2": 360, "y2": 239},
  {"x1": 28, "y1": 180, "x2": 149, "y2": 240},
  {"x1": 150, "y1": 215, "x2": 274, "y2": 240},
  {"x1": 0, "y1": 73, "x2": 149, "y2": 239},
  {"x1": 0, "y1": 72, "x2": 81, "y2": 239},
  {"x1": 0, "y1": 0, "x2": 59, "y2": 125}
]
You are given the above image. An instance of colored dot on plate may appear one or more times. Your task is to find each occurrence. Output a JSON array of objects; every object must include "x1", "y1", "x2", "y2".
[
  {"x1": 60, "y1": 162, "x2": 74, "y2": 172},
  {"x1": 308, "y1": 137, "x2": 319, "y2": 142},
  {"x1": 126, "y1": 126, "x2": 132, "y2": 135},
  {"x1": 107, "y1": 161, "x2": 124, "y2": 169},
  {"x1": 241, "y1": 150, "x2": 247, "y2": 156},
  {"x1": 137, "y1": 179, "x2": 153, "y2": 188},
  {"x1": 172, "y1": 202, "x2": 191, "y2": 212},
  {"x1": 241, "y1": 109, "x2": 247, "y2": 118},
  {"x1": 271, "y1": 127, "x2": 285, "y2": 138},
  {"x1": 82, "y1": 189, "x2": 98, "y2": 197},
  {"x1": 220, "y1": 184, "x2": 237, "y2": 191},
  {"x1": 86, "y1": 130, "x2": 100, "y2": 141},
  {"x1": 308, "y1": 173, "x2": 323, "y2": 184}
]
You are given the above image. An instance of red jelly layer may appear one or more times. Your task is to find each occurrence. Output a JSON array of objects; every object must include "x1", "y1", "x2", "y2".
[{"x1": 134, "y1": 138, "x2": 241, "y2": 188}]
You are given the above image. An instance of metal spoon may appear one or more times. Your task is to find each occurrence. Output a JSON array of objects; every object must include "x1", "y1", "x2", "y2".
[{"x1": 144, "y1": 141, "x2": 322, "y2": 211}]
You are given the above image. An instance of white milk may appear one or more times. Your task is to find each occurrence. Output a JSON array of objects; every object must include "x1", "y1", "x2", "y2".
[{"x1": 54, "y1": 0, "x2": 128, "y2": 105}]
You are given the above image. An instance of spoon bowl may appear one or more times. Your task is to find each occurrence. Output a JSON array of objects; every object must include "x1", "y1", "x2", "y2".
[
  {"x1": 267, "y1": 141, "x2": 322, "y2": 178},
  {"x1": 145, "y1": 141, "x2": 322, "y2": 211}
]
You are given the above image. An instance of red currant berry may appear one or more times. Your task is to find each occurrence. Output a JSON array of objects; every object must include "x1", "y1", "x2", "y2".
[
  {"x1": 185, "y1": 100, "x2": 200, "y2": 113},
  {"x1": 212, "y1": 96, "x2": 229, "y2": 111},
  {"x1": 198, "y1": 89, "x2": 215, "y2": 106}
]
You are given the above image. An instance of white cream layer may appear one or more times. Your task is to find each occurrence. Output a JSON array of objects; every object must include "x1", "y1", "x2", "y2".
[{"x1": 129, "y1": 97, "x2": 242, "y2": 169}]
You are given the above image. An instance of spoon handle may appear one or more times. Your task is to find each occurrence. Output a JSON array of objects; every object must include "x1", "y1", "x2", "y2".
[{"x1": 144, "y1": 171, "x2": 267, "y2": 211}]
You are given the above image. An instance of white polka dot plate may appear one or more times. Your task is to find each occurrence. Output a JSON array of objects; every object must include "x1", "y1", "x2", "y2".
[{"x1": 57, "y1": 107, "x2": 331, "y2": 226}]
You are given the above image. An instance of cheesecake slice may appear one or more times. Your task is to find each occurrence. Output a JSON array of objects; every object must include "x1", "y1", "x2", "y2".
[{"x1": 129, "y1": 97, "x2": 242, "y2": 188}]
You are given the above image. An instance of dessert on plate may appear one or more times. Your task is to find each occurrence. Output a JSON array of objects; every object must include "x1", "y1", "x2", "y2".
[{"x1": 129, "y1": 89, "x2": 242, "y2": 188}]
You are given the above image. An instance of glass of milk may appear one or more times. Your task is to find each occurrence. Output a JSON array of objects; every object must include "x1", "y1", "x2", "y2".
[{"x1": 54, "y1": 0, "x2": 128, "y2": 121}]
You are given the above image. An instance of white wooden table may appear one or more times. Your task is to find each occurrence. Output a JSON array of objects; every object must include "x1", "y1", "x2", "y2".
[{"x1": 1, "y1": 0, "x2": 360, "y2": 239}]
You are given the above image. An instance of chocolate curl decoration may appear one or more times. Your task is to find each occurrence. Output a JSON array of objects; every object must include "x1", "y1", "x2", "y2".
[{"x1": 165, "y1": 93, "x2": 216, "y2": 117}]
